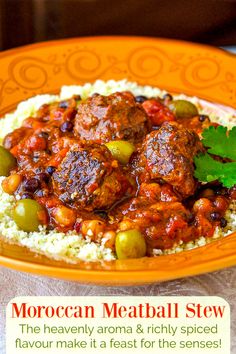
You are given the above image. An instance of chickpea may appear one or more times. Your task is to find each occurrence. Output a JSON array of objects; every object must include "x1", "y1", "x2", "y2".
[
  {"x1": 200, "y1": 188, "x2": 214, "y2": 198},
  {"x1": 118, "y1": 219, "x2": 134, "y2": 231},
  {"x1": 2, "y1": 174, "x2": 22, "y2": 195},
  {"x1": 26, "y1": 135, "x2": 47, "y2": 151},
  {"x1": 193, "y1": 198, "x2": 212, "y2": 214},
  {"x1": 229, "y1": 186, "x2": 236, "y2": 200},
  {"x1": 214, "y1": 196, "x2": 228, "y2": 212},
  {"x1": 54, "y1": 205, "x2": 76, "y2": 227},
  {"x1": 139, "y1": 183, "x2": 161, "y2": 199},
  {"x1": 103, "y1": 231, "x2": 116, "y2": 250},
  {"x1": 81, "y1": 220, "x2": 106, "y2": 241}
]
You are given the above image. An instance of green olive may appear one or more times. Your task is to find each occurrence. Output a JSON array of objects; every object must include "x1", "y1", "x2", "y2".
[
  {"x1": 169, "y1": 99, "x2": 198, "y2": 119},
  {"x1": 0, "y1": 146, "x2": 16, "y2": 176},
  {"x1": 115, "y1": 229, "x2": 147, "y2": 259},
  {"x1": 105, "y1": 140, "x2": 135, "y2": 164},
  {"x1": 12, "y1": 199, "x2": 45, "y2": 232}
]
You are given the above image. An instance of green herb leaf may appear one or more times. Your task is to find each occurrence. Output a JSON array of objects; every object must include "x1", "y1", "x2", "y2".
[
  {"x1": 202, "y1": 125, "x2": 236, "y2": 160},
  {"x1": 194, "y1": 153, "x2": 236, "y2": 188}
]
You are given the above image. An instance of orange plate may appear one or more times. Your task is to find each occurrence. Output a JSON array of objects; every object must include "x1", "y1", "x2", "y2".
[{"x1": 0, "y1": 36, "x2": 236, "y2": 285}]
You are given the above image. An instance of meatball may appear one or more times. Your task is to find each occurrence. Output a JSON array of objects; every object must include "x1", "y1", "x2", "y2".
[
  {"x1": 133, "y1": 122, "x2": 204, "y2": 197},
  {"x1": 74, "y1": 92, "x2": 150, "y2": 143},
  {"x1": 52, "y1": 144, "x2": 131, "y2": 211}
]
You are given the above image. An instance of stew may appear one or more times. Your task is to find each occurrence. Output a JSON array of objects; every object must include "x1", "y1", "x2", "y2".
[{"x1": 1, "y1": 91, "x2": 234, "y2": 259}]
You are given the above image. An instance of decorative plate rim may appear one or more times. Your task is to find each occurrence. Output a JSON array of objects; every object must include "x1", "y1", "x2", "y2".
[{"x1": 0, "y1": 36, "x2": 236, "y2": 285}]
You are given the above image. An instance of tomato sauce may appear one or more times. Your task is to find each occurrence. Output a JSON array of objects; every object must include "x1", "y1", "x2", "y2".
[{"x1": 3, "y1": 92, "x2": 233, "y2": 255}]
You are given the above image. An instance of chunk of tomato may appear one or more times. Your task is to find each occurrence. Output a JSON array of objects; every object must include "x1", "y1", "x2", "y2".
[{"x1": 142, "y1": 99, "x2": 175, "y2": 126}]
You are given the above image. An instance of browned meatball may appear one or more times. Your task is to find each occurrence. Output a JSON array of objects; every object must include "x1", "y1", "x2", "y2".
[
  {"x1": 74, "y1": 92, "x2": 150, "y2": 143},
  {"x1": 52, "y1": 144, "x2": 131, "y2": 211},
  {"x1": 133, "y1": 122, "x2": 204, "y2": 197}
]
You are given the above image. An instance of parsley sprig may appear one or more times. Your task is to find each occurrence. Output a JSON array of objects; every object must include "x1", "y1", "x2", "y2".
[
  {"x1": 202, "y1": 125, "x2": 236, "y2": 160},
  {"x1": 194, "y1": 126, "x2": 236, "y2": 188}
]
